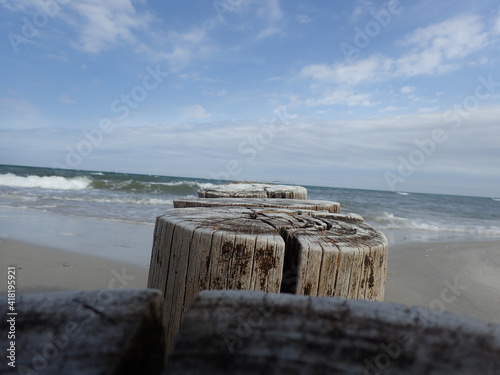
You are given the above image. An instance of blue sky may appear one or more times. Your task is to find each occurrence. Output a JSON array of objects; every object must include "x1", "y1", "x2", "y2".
[{"x1": 0, "y1": 0, "x2": 499, "y2": 196}]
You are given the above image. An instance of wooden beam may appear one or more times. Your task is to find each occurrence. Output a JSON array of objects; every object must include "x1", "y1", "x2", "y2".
[
  {"x1": 0, "y1": 289, "x2": 165, "y2": 375},
  {"x1": 166, "y1": 290, "x2": 500, "y2": 374}
]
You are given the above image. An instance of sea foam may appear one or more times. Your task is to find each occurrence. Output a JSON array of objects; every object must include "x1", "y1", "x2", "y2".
[{"x1": 0, "y1": 173, "x2": 91, "y2": 190}]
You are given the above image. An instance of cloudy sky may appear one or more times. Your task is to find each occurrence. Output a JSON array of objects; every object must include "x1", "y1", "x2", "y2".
[{"x1": 0, "y1": 0, "x2": 499, "y2": 196}]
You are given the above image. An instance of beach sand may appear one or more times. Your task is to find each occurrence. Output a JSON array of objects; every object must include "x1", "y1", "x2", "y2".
[
  {"x1": 0, "y1": 238, "x2": 148, "y2": 295},
  {"x1": 385, "y1": 240, "x2": 500, "y2": 324},
  {"x1": 1, "y1": 237, "x2": 499, "y2": 325}
]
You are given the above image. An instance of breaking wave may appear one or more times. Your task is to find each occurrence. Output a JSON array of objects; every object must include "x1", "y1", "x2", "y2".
[
  {"x1": 372, "y1": 212, "x2": 500, "y2": 236},
  {"x1": 0, "y1": 173, "x2": 91, "y2": 190}
]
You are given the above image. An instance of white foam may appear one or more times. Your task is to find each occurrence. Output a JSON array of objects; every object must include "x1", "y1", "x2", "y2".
[
  {"x1": 373, "y1": 212, "x2": 500, "y2": 236},
  {"x1": 152, "y1": 181, "x2": 217, "y2": 189},
  {"x1": 0, "y1": 173, "x2": 91, "y2": 190},
  {"x1": 50, "y1": 195, "x2": 173, "y2": 206}
]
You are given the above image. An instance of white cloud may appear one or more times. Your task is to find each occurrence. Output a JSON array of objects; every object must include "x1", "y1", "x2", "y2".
[
  {"x1": 303, "y1": 88, "x2": 374, "y2": 107},
  {"x1": 64, "y1": 0, "x2": 154, "y2": 53},
  {"x1": 0, "y1": 0, "x2": 30, "y2": 11},
  {"x1": 2, "y1": 105, "x2": 500, "y2": 195},
  {"x1": 0, "y1": 98, "x2": 44, "y2": 129},
  {"x1": 257, "y1": 0, "x2": 283, "y2": 22},
  {"x1": 298, "y1": 14, "x2": 495, "y2": 108},
  {"x1": 495, "y1": 8, "x2": 500, "y2": 34},
  {"x1": 400, "y1": 85, "x2": 415, "y2": 94},
  {"x1": 379, "y1": 105, "x2": 402, "y2": 113},
  {"x1": 348, "y1": 0, "x2": 373, "y2": 23},
  {"x1": 256, "y1": 26, "x2": 282, "y2": 39},
  {"x1": 168, "y1": 28, "x2": 206, "y2": 44},
  {"x1": 300, "y1": 55, "x2": 391, "y2": 86},
  {"x1": 181, "y1": 104, "x2": 212, "y2": 120},
  {"x1": 134, "y1": 27, "x2": 210, "y2": 70},
  {"x1": 394, "y1": 15, "x2": 490, "y2": 76},
  {"x1": 207, "y1": 89, "x2": 227, "y2": 97}
]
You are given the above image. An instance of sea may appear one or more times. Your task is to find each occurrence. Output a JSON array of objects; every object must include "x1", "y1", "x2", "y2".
[{"x1": 1, "y1": 164, "x2": 499, "y2": 265}]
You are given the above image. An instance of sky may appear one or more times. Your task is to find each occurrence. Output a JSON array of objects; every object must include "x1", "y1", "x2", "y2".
[{"x1": 0, "y1": 0, "x2": 499, "y2": 197}]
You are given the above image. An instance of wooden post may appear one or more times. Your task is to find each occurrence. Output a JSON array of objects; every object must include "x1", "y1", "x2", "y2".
[
  {"x1": 0, "y1": 289, "x2": 165, "y2": 375},
  {"x1": 148, "y1": 206, "x2": 387, "y2": 352},
  {"x1": 198, "y1": 183, "x2": 307, "y2": 199},
  {"x1": 174, "y1": 197, "x2": 339, "y2": 213},
  {"x1": 166, "y1": 290, "x2": 500, "y2": 374}
]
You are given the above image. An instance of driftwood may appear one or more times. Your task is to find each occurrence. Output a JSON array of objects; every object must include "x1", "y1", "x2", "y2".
[
  {"x1": 148, "y1": 206, "x2": 387, "y2": 352},
  {"x1": 0, "y1": 289, "x2": 165, "y2": 375},
  {"x1": 198, "y1": 183, "x2": 307, "y2": 199},
  {"x1": 166, "y1": 290, "x2": 500, "y2": 374},
  {"x1": 174, "y1": 197, "x2": 340, "y2": 213}
]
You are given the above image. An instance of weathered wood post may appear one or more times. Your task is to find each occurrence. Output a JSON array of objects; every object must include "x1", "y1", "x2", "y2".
[
  {"x1": 166, "y1": 290, "x2": 500, "y2": 374},
  {"x1": 174, "y1": 197, "x2": 339, "y2": 212},
  {"x1": 0, "y1": 289, "x2": 165, "y2": 375},
  {"x1": 148, "y1": 204, "x2": 388, "y2": 352},
  {"x1": 198, "y1": 183, "x2": 307, "y2": 199}
]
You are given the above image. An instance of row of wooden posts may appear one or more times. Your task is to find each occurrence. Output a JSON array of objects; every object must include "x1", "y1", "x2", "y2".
[
  {"x1": 148, "y1": 183, "x2": 389, "y2": 352},
  {"x1": 2, "y1": 183, "x2": 499, "y2": 374}
]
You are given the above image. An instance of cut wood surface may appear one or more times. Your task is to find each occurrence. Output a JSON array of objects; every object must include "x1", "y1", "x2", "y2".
[
  {"x1": 0, "y1": 289, "x2": 165, "y2": 375},
  {"x1": 166, "y1": 290, "x2": 500, "y2": 375},
  {"x1": 148, "y1": 206, "x2": 387, "y2": 352},
  {"x1": 197, "y1": 183, "x2": 307, "y2": 199},
  {"x1": 174, "y1": 197, "x2": 340, "y2": 213}
]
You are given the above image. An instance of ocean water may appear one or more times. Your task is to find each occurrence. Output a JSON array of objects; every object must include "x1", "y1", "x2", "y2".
[{"x1": 1, "y1": 164, "x2": 500, "y2": 250}]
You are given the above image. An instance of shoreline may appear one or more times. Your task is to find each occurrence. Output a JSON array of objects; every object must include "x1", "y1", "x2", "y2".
[
  {"x1": 1, "y1": 236, "x2": 499, "y2": 325},
  {"x1": 0, "y1": 207, "x2": 155, "y2": 267}
]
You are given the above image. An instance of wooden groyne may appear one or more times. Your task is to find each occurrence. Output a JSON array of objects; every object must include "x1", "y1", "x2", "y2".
[{"x1": 148, "y1": 183, "x2": 388, "y2": 351}]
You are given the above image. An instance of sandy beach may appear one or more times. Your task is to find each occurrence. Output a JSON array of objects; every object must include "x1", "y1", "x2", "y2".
[
  {"x1": 0, "y1": 238, "x2": 148, "y2": 295},
  {"x1": 2, "y1": 235, "x2": 499, "y2": 325},
  {"x1": 385, "y1": 240, "x2": 500, "y2": 324}
]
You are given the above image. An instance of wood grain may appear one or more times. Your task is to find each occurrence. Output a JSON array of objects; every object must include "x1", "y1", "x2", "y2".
[
  {"x1": 174, "y1": 197, "x2": 340, "y2": 213},
  {"x1": 148, "y1": 206, "x2": 387, "y2": 352},
  {"x1": 166, "y1": 290, "x2": 500, "y2": 374},
  {"x1": 0, "y1": 289, "x2": 165, "y2": 375},
  {"x1": 197, "y1": 183, "x2": 307, "y2": 199}
]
